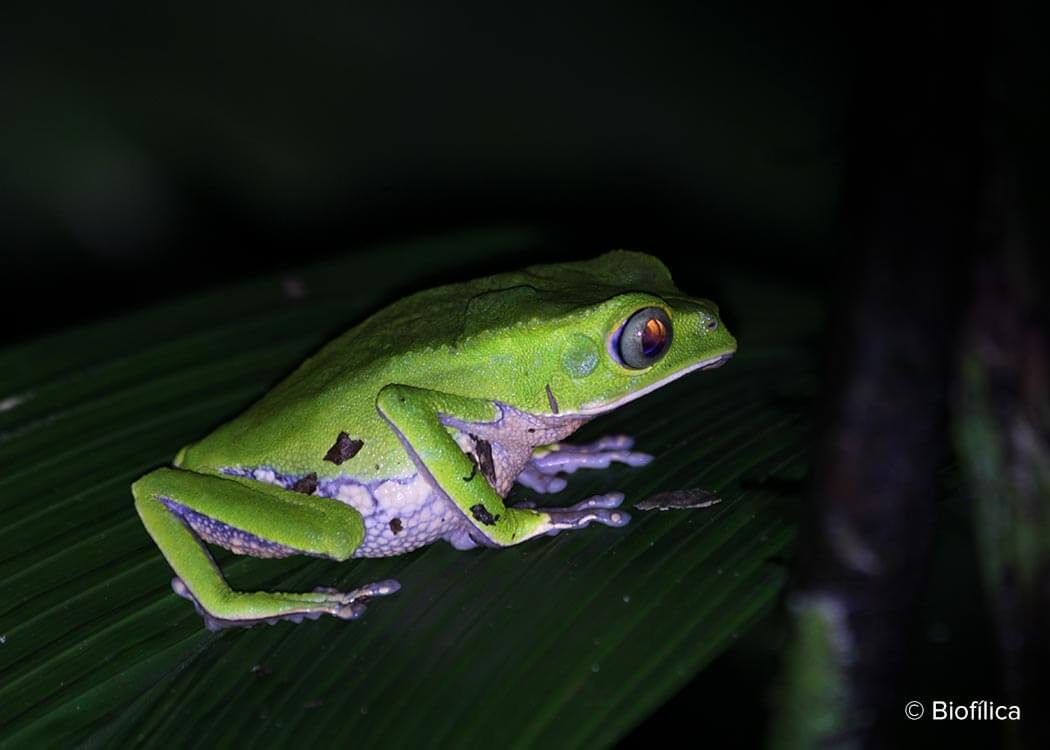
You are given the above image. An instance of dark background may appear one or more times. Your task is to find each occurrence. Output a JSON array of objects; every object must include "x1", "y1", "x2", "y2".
[
  {"x1": 4, "y1": 1, "x2": 1046, "y2": 745},
  {"x1": 3, "y1": 1, "x2": 846, "y2": 343}
]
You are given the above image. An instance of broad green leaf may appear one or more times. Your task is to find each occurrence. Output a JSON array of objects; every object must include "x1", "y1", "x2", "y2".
[{"x1": 0, "y1": 230, "x2": 817, "y2": 747}]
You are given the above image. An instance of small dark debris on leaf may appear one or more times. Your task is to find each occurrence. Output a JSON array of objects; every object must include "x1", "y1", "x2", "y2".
[
  {"x1": 470, "y1": 503, "x2": 500, "y2": 525},
  {"x1": 389, "y1": 518, "x2": 403, "y2": 534},
  {"x1": 250, "y1": 664, "x2": 273, "y2": 678},
  {"x1": 291, "y1": 473, "x2": 318, "y2": 495},
  {"x1": 324, "y1": 432, "x2": 364, "y2": 464},
  {"x1": 635, "y1": 489, "x2": 722, "y2": 512}
]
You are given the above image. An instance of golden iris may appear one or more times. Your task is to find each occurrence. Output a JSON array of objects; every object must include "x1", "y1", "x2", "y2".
[{"x1": 641, "y1": 318, "x2": 668, "y2": 356}]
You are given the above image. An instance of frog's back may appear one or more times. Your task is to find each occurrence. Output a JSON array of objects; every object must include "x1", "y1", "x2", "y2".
[{"x1": 177, "y1": 251, "x2": 680, "y2": 479}]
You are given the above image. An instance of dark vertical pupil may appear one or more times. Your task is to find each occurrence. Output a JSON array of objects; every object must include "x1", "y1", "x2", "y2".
[{"x1": 641, "y1": 318, "x2": 667, "y2": 356}]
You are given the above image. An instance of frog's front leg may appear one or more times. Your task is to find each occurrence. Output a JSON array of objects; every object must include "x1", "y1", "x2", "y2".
[
  {"x1": 376, "y1": 385, "x2": 630, "y2": 549},
  {"x1": 516, "y1": 435, "x2": 654, "y2": 494},
  {"x1": 133, "y1": 468, "x2": 399, "y2": 630}
]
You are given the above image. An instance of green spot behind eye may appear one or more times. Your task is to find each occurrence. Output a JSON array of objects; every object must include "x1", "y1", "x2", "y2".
[{"x1": 561, "y1": 333, "x2": 599, "y2": 379}]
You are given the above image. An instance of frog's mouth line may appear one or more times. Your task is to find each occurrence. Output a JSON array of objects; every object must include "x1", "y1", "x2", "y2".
[{"x1": 575, "y1": 350, "x2": 735, "y2": 416}]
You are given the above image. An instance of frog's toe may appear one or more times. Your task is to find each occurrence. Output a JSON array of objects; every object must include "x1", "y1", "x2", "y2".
[
  {"x1": 542, "y1": 493, "x2": 631, "y2": 535},
  {"x1": 314, "y1": 578, "x2": 401, "y2": 620},
  {"x1": 515, "y1": 467, "x2": 568, "y2": 494},
  {"x1": 313, "y1": 578, "x2": 401, "y2": 600},
  {"x1": 525, "y1": 437, "x2": 654, "y2": 481},
  {"x1": 569, "y1": 491, "x2": 625, "y2": 511},
  {"x1": 355, "y1": 578, "x2": 402, "y2": 598},
  {"x1": 531, "y1": 449, "x2": 653, "y2": 473},
  {"x1": 333, "y1": 601, "x2": 370, "y2": 620}
]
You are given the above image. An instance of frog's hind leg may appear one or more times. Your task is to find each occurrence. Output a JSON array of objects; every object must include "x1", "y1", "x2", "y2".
[
  {"x1": 133, "y1": 467, "x2": 399, "y2": 630},
  {"x1": 515, "y1": 435, "x2": 653, "y2": 494}
]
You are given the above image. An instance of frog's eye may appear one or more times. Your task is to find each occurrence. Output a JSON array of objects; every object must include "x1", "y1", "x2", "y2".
[{"x1": 616, "y1": 307, "x2": 673, "y2": 369}]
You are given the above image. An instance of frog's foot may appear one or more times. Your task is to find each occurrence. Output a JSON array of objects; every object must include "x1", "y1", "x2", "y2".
[
  {"x1": 513, "y1": 492, "x2": 630, "y2": 536},
  {"x1": 309, "y1": 581, "x2": 402, "y2": 620},
  {"x1": 171, "y1": 577, "x2": 401, "y2": 631},
  {"x1": 515, "y1": 436, "x2": 653, "y2": 494}
]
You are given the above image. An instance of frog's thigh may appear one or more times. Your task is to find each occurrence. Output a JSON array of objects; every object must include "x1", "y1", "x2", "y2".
[
  {"x1": 375, "y1": 384, "x2": 585, "y2": 546},
  {"x1": 133, "y1": 467, "x2": 364, "y2": 559},
  {"x1": 133, "y1": 468, "x2": 367, "y2": 624}
]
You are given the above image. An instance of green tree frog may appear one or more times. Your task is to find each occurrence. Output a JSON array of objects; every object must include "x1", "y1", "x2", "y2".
[{"x1": 133, "y1": 251, "x2": 736, "y2": 629}]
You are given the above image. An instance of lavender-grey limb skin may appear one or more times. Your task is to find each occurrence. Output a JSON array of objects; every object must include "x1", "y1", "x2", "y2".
[
  {"x1": 536, "y1": 492, "x2": 629, "y2": 536},
  {"x1": 515, "y1": 436, "x2": 654, "y2": 494}
]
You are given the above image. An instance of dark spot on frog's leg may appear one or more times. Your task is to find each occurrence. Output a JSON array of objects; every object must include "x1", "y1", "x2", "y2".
[
  {"x1": 324, "y1": 432, "x2": 364, "y2": 465},
  {"x1": 470, "y1": 503, "x2": 500, "y2": 526},
  {"x1": 545, "y1": 384, "x2": 559, "y2": 414},
  {"x1": 389, "y1": 518, "x2": 403, "y2": 534},
  {"x1": 291, "y1": 472, "x2": 318, "y2": 495},
  {"x1": 470, "y1": 434, "x2": 497, "y2": 486}
]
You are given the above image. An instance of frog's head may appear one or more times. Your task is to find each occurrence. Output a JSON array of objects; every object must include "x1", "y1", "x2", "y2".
[
  {"x1": 550, "y1": 287, "x2": 737, "y2": 416},
  {"x1": 465, "y1": 251, "x2": 737, "y2": 417}
]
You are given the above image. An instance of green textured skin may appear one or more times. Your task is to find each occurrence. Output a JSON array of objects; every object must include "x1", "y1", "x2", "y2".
[
  {"x1": 175, "y1": 250, "x2": 736, "y2": 481},
  {"x1": 132, "y1": 250, "x2": 737, "y2": 626}
]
